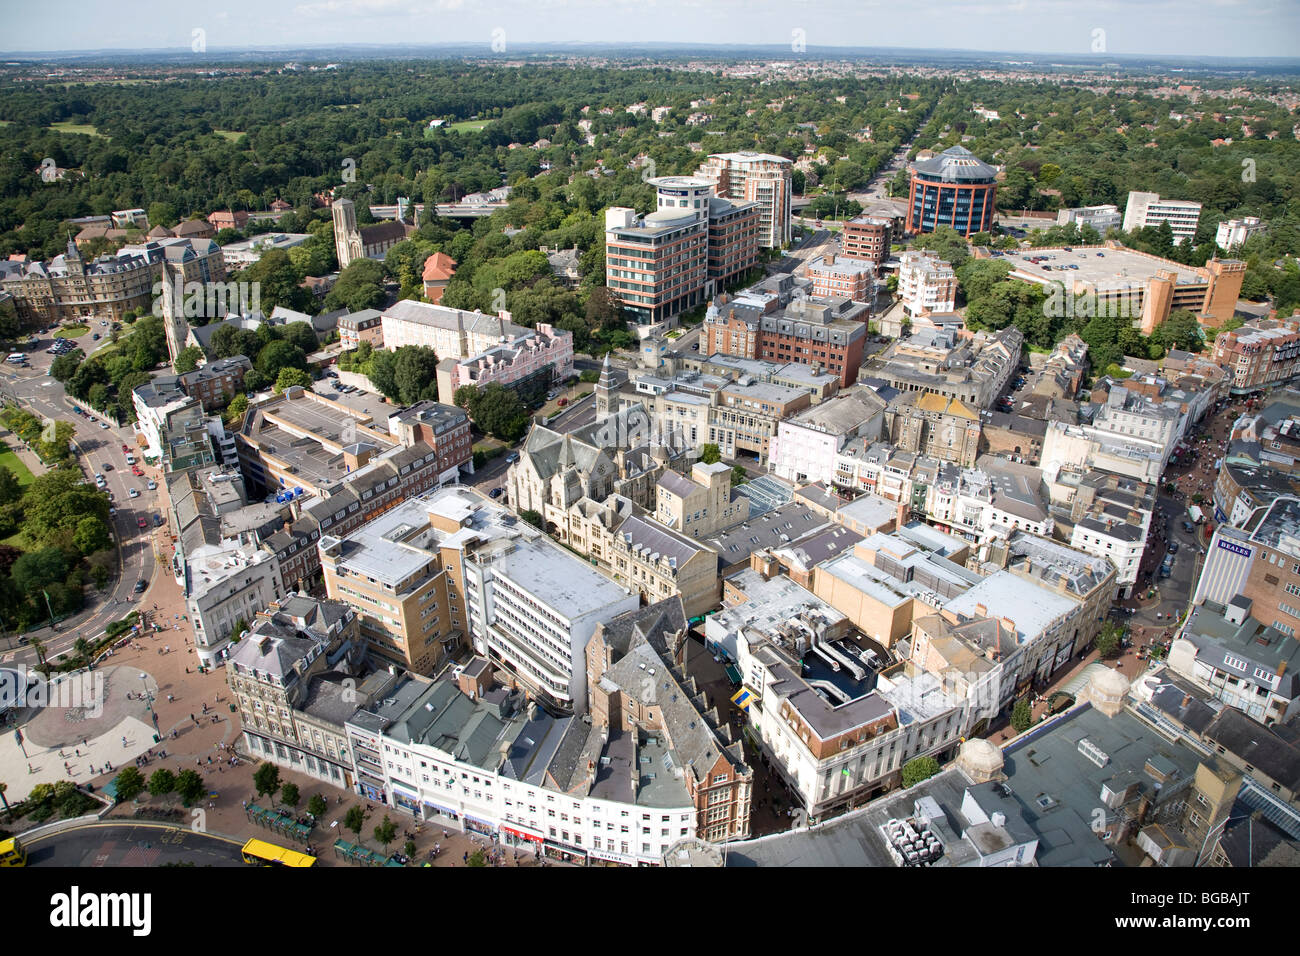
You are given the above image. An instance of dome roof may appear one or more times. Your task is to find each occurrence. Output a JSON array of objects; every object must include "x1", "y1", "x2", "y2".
[
  {"x1": 1089, "y1": 666, "x2": 1131, "y2": 700},
  {"x1": 912, "y1": 145, "x2": 997, "y2": 183},
  {"x1": 958, "y1": 737, "x2": 1004, "y2": 774}
]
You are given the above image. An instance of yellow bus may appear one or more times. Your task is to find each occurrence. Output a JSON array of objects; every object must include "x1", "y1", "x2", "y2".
[
  {"x1": 0, "y1": 838, "x2": 26, "y2": 867},
  {"x1": 240, "y1": 838, "x2": 316, "y2": 868}
]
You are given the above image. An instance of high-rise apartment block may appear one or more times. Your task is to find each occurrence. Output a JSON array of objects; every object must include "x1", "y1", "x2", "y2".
[
  {"x1": 1122, "y1": 191, "x2": 1202, "y2": 245},
  {"x1": 695, "y1": 151, "x2": 793, "y2": 248},
  {"x1": 605, "y1": 176, "x2": 760, "y2": 327}
]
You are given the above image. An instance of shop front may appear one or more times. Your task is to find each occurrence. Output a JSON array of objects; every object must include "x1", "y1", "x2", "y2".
[
  {"x1": 422, "y1": 799, "x2": 460, "y2": 825},
  {"x1": 500, "y1": 825, "x2": 544, "y2": 849},
  {"x1": 464, "y1": 814, "x2": 496, "y2": 837},
  {"x1": 543, "y1": 838, "x2": 587, "y2": 865},
  {"x1": 587, "y1": 847, "x2": 636, "y2": 867},
  {"x1": 391, "y1": 785, "x2": 421, "y2": 817}
]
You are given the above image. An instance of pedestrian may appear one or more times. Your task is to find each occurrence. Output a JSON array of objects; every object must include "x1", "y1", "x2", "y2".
[{"x1": 122, "y1": 736, "x2": 127, "y2": 747}]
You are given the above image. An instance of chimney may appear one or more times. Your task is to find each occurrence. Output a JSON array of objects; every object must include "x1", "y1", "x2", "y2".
[{"x1": 974, "y1": 603, "x2": 988, "y2": 618}]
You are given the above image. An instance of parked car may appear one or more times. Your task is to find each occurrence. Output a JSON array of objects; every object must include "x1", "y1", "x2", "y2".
[
  {"x1": 1182, "y1": 520, "x2": 1195, "y2": 533},
  {"x1": 136, "y1": 517, "x2": 147, "y2": 529},
  {"x1": 134, "y1": 579, "x2": 147, "y2": 593},
  {"x1": 152, "y1": 514, "x2": 164, "y2": 527},
  {"x1": 504, "y1": 452, "x2": 519, "y2": 464},
  {"x1": 128, "y1": 487, "x2": 140, "y2": 498},
  {"x1": 102, "y1": 463, "x2": 114, "y2": 471},
  {"x1": 1168, "y1": 541, "x2": 1179, "y2": 554},
  {"x1": 131, "y1": 465, "x2": 144, "y2": 477},
  {"x1": 121, "y1": 443, "x2": 130, "y2": 452},
  {"x1": 489, "y1": 487, "x2": 504, "y2": 499},
  {"x1": 146, "y1": 479, "x2": 157, "y2": 490}
]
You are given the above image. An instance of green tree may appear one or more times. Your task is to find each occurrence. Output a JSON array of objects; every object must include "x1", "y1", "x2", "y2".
[
  {"x1": 323, "y1": 259, "x2": 387, "y2": 313},
  {"x1": 72, "y1": 516, "x2": 112, "y2": 557},
  {"x1": 175, "y1": 769, "x2": 205, "y2": 807},
  {"x1": 209, "y1": 325, "x2": 262, "y2": 360},
  {"x1": 256, "y1": 340, "x2": 307, "y2": 380},
  {"x1": 390, "y1": 346, "x2": 441, "y2": 404},
  {"x1": 519, "y1": 509, "x2": 544, "y2": 530},
  {"x1": 147, "y1": 768, "x2": 176, "y2": 797},
  {"x1": 20, "y1": 467, "x2": 110, "y2": 549},
  {"x1": 252, "y1": 761, "x2": 281, "y2": 799},
  {"x1": 11, "y1": 548, "x2": 69, "y2": 593},
  {"x1": 273, "y1": 367, "x2": 314, "y2": 394},
  {"x1": 307, "y1": 794, "x2": 328, "y2": 819},
  {"x1": 901, "y1": 755, "x2": 941, "y2": 788},
  {"x1": 35, "y1": 421, "x2": 76, "y2": 464},
  {"x1": 467, "y1": 848, "x2": 488, "y2": 867},
  {"x1": 280, "y1": 782, "x2": 301, "y2": 808},
  {"x1": 374, "y1": 814, "x2": 397, "y2": 852},
  {"x1": 239, "y1": 248, "x2": 314, "y2": 314},
  {"x1": 114, "y1": 766, "x2": 146, "y2": 802},
  {"x1": 699, "y1": 443, "x2": 722, "y2": 465},
  {"x1": 173, "y1": 346, "x2": 204, "y2": 374},
  {"x1": 344, "y1": 804, "x2": 365, "y2": 839},
  {"x1": 1011, "y1": 698, "x2": 1034, "y2": 734},
  {"x1": 1095, "y1": 623, "x2": 1122, "y2": 659},
  {"x1": 49, "y1": 351, "x2": 83, "y2": 382},
  {"x1": 224, "y1": 393, "x2": 249, "y2": 426}
]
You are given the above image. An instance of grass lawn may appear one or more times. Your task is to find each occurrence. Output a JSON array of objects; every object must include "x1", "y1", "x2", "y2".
[
  {"x1": 48, "y1": 121, "x2": 106, "y2": 138},
  {"x1": 213, "y1": 130, "x2": 245, "y2": 142},
  {"x1": 448, "y1": 119, "x2": 491, "y2": 133},
  {"x1": 55, "y1": 325, "x2": 89, "y2": 338},
  {"x1": 0, "y1": 442, "x2": 35, "y2": 487}
]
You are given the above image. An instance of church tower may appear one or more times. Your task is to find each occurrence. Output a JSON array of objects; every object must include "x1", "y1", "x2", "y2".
[
  {"x1": 332, "y1": 198, "x2": 363, "y2": 270},
  {"x1": 595, "y1": 352, "x2": 619, "y2": 419}
]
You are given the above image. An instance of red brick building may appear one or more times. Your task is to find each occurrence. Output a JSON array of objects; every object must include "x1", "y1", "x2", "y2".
[
  {"x1": 841, "y1": 215, "x2": 892, "y2": 267},
  {"x1": 385, "y1": 400, "x2": 473, "y2": 479}
]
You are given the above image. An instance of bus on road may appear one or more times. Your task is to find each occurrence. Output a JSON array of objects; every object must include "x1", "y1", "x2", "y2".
[
  {"x1": 240, "y1": 838, "x2": 316, "y2": 867},
  {"x1": 0, "y1": 837, "x2": 26, "y2": 866}
]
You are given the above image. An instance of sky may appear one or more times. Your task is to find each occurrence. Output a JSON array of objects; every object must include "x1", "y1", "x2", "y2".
[{"x1": 3, "y1": 0, "x2": 1299, "y2": 59}]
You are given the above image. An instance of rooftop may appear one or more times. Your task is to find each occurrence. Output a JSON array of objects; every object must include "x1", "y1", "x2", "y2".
[
  {"x1": 944, "y1": 571, "x2": 1078, "y2": 646},
  {"x1": 999, "y1": 704, "x2": 1203, "y2": 866},
  {"x1": 1008, "y1": 244, "x2": 1213, "y2": 291}
]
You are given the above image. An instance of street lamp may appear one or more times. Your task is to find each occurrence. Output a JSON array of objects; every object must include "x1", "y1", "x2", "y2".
[{"x1": 138, "y1": 672, "x2": 156, "y2": 726}]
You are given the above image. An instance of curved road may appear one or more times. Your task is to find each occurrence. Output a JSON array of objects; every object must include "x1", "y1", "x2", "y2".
[
  {"x1": 24, "y1": 821, "x2": 245, "y2": 867},
  {"x1": 0, "y1": 328, "x2": 161, "y2": 664}
]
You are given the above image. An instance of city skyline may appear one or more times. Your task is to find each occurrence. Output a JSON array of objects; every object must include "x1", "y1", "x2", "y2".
[{"x1": 3, "y1": 0, "x2": 1300, "y2": 60}]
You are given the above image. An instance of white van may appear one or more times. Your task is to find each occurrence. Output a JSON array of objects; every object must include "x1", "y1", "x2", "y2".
[{"x1": 6, "y1": 353, "x2": 26, "y2": 364}]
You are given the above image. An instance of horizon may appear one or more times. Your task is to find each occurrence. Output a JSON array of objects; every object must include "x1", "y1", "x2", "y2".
[{"x1": 2, "y1": 0, "x2": 1298, "y2": 60}]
